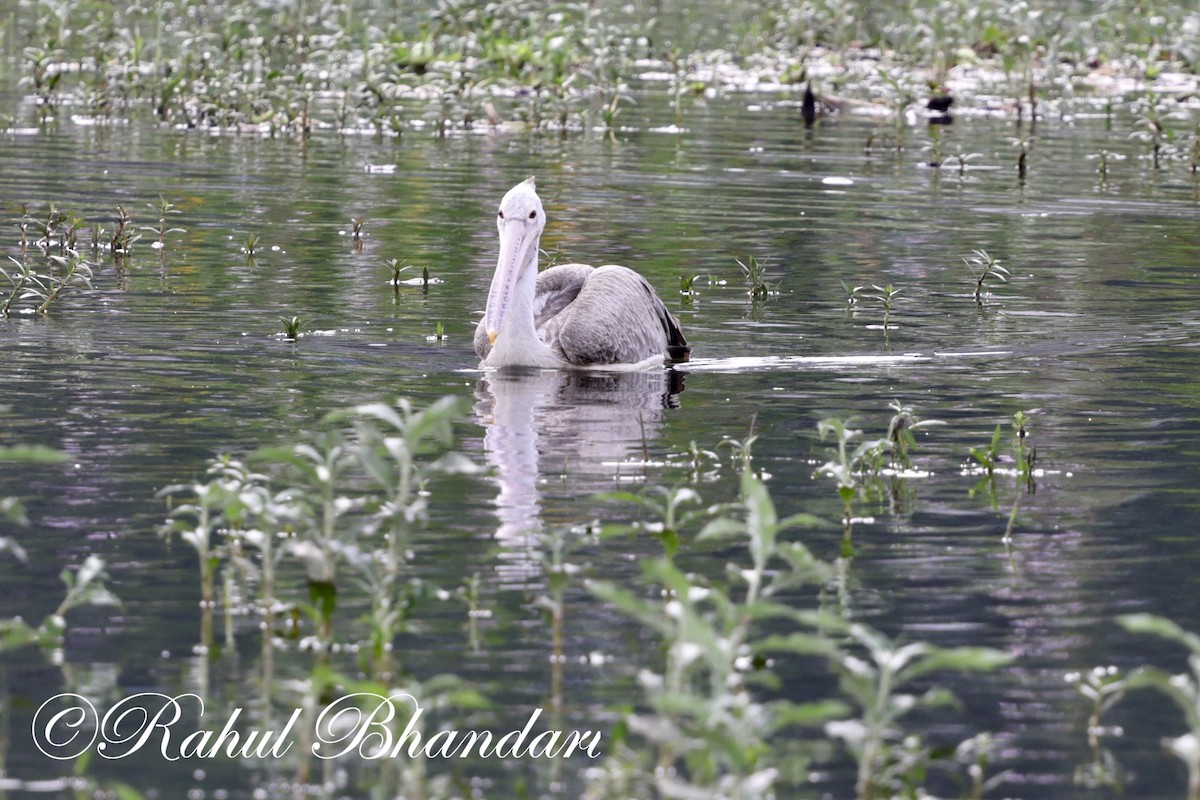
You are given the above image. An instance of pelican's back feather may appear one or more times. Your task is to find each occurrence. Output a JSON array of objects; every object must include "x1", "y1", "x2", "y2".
[{"x1": 550, "y1": 264, "x2": 689, "y2": 366}]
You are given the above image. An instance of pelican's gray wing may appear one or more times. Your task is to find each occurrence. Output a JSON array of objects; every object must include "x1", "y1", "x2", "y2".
[
  {"x1": 533, "y1": 263, "x2": 593, "y2": 329},
  {"x1": 554, "y1": 265, "x2": 689, "y2": 366}
]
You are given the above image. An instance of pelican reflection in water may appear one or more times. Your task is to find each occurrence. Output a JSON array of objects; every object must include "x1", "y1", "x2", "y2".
[
  {"x1": 474, "y1": 368, "x2": 685, "y2": 548},
  {"x1": 475, "y1": 178, "x2": 691, "y2": 369}
]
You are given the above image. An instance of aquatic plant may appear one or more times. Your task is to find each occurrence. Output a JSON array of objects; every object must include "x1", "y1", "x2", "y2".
[
  {"x1": 280, "y1": 315, "x2": 303, "y2": 340},
  {"x1": 1011, "y1": 409, "x2": 1036, "y2": 493},
  {"x1": 816, "y1": 417, "x2": 873, "y2": 554},
  {"x1": 736, "y1": 255, "x2": 775, "y2": 299},
  {"x1": 874, "y1": 68, "x2": 916, "y2": 151},
  {"x1": 1131, "y1": 92, "x2": 1170, "y2": 169},
  {"x1": 948, "y1": 150, "x2": 983, "y2": 176},
  {"x1": 785, "y1": 624, "x2": 1011, "y2": 800},
  {"x1": 601, "y1": 485, "x2": 706, "y2": 558},
  {"x1": 1066, "y1": 665, "x2": 1127, "y2": 790},
  {"x1": 160, "y1": 396, "x2": 474, "y2": 668},
  {"x1": 678, "y1": 273, "x2": 703, "y2": 295},
  {"x1": 1088, "y1": 149, "x2": 1126, "y2": 180},
  {"x1": 351, "y1": 216, "x2": 367, "y2": 250},
  {"x1": 881, "y1": 399, "x2": 945, "y2": 470},
  {"x1": 863, "y1": 284, "x2": 901, "y2": 331},
  {"x1": 387, "y1": 259, "x2": 434, "y2": 293},
  {"x1": 0, "y1": 555, "x2": 120, "y2": 653},
  {"x1": 243, "y1": 232, "x2": 261, "y2": 258},
  {"x1": 37, "y1": 253, "x2": 93, "y2": 314},
  {"x1": 968, "y1": 424, "x2": 1003, "y2": 479},
  {"x1": 964, "y1": 248, "x2": 1010, "y2": 306},
  {"x1": 588, "y1": 464, "x2": 840, "y2": 799},
  {"x1": 815, "y1": 402, "x2": 941, "y2": 553},
  {"x1": 1, "y1": 258, "x2": 38, "y2": 316},
  {"x1": 110, "y1": 205, "x2": 138, "y2": 255},
  {"x1": 966, "y1": 411, "x2": 1038, "y2": 544},
  {"x1": 1113, "y1": 614, "x2": 1200, "y2": 800},
  {"x1": 1, "y1": 252, "x2": 94, "y2": 316},
  {"x1": 841, "y1": 279, "x2": 864, "y2": 307},
  {"x1": 142, "y1": 195, "x2": 186, "y2": 249}
]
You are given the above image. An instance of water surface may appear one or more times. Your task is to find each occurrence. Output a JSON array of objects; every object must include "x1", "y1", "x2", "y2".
[{"x1": 3, "y1": 85, "x2": 1200, "y2": 798}]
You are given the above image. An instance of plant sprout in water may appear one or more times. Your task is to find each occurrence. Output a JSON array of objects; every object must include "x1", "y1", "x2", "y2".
[
  {"x1": 736, "y1": 255, "x2": 776, "y2": 299},
  {"x1": 964, "y1": 248, "x2": 1010, "y2": 306},
  {"x1": 1087, "y1": 149, "x2": 1126, "y2": 180},
  {"x1": 110, "y1": 205, "x2": 138, "y2": 255},
  {"x1": 142, "y1": 195, "x2": 185, "y2": 250},
  {"x1": 863, "y1": 284, "x2": 901, "y2": 330},
  {"x1": 243, "y1": 232, "x2": 261, "y2": 258},
  {"x1": 280, "y1": 315, "x2": 302, "y2": 340}
]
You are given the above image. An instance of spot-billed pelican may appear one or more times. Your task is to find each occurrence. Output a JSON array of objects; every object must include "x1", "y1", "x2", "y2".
[{"x1": 474, "y1": 178, "x2": 690, "y2": 369}]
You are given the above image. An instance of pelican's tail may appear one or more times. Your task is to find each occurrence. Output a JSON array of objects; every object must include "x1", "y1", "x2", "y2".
[{"x1": 664, "y1": 312, "x2": 691, "y2": 364}]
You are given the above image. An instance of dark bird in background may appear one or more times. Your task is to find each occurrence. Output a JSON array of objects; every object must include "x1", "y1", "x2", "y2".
[
  {"x1": 801, "y1": 82, "x2": 817, "y2": 128},
  {"x1": 926, "y1": 93, "x2": 954, "y2": 124}
]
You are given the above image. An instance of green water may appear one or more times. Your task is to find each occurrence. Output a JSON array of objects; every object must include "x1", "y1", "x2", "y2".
[{"x1": 2, "y1": 66, "x2": 1200, "y2": 799}]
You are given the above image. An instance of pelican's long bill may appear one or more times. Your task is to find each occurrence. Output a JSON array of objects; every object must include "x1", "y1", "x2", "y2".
[{"x1": 485, "y1": 218, "x2": 536, "y2": 345}]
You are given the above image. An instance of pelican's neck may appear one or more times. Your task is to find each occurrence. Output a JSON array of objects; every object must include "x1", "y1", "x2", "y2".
[{"x1": 485, "y1": 252, "x2": 561, "y2": 367}]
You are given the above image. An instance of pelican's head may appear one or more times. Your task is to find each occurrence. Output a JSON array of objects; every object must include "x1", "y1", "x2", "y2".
[
  {"x1": 495, "y1": 177, "x2": 546, "y2": 238},
  {"x1": 485, "y1": 178, "x2": 546, "y2": 346}
]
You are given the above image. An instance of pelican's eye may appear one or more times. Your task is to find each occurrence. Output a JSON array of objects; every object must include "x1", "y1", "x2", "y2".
[
  {"x1": 498, "y1": 210, "x2": 504, "y2": 219},
  {"x1": 528, "y1": 210, "x2": 537, "y2": 219}
]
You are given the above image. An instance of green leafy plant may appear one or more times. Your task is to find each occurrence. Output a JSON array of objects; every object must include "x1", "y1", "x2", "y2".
[
  {"x1": 243, "y1": 232, "x2": 261, "y2": 259},
  {"x1": 736, "y1": 255, "x2": 776, "y2": 299},
  {"x1": 0, "y1": 555, "x2": 120, "y2": 652},
  {"x1": 588, "y1": 458, "x2": 839, "y2": 799},
  {"x1": 1115, "y1": 614, "x2": 1200, "y2": 800},
  {"x1": 863, "y1": 284, "x2": 901, "y2": 331},
  {"x1": 769, "y1": 624, "x2": 1011, "y2": 800},
  {"x1": 678, "y1": 273, "x2": 702, "y2": 295},
  {"x1": 110, "y1": 205, "x2": 138, "y2": 254},
  {"x1": 964, "y1": 249, "x2": 1010, "y2": 307},
  {"x1": 140, "y1": 195, "x2": 186, "y2": 249},
  {"x1": 280, "y1": 315, "x2": 303, "y2": 340},
  {"x1": 1067, "y1": 666, "x2": 1127, "y2": 790}
]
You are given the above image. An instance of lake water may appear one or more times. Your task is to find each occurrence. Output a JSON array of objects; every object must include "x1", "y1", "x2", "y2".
[{"x1": 3, "y1": 77, "x2": 1200, "y2": 799}]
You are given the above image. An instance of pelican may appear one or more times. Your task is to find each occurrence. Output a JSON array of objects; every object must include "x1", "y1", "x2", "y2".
[{"x1": 474, "y1": 178, "x2": 691, "y2": 369}]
